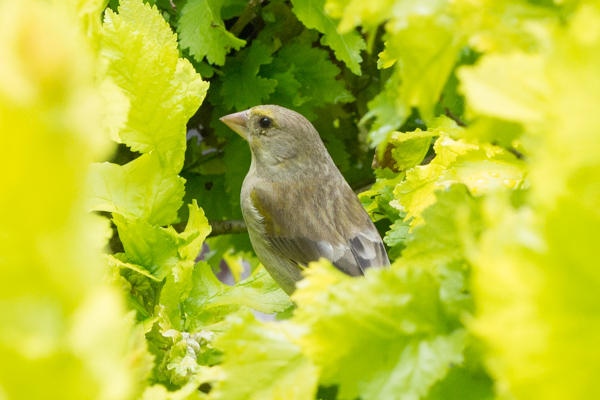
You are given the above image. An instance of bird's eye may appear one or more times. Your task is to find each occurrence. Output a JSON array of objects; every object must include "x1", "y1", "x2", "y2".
[{"x1": 258, "y1": 117, "x2": 272, "y2": 129}]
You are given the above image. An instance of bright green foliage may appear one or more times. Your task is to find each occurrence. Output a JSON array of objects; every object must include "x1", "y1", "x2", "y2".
[
  {"x1": 88, "y1": 153, "x2": 186, "y2": 226},
  {"x1": 458, "y1": 5, "x2": 600, "y2": 399},
  {"x1": 102, "y1": 0, "x2": 209, "y2": 168},
  {"x1": 291, "y1": 260, "x2": 467, "y2": 400},
  {"x1": 389, "y1": 117, "x2": 525, "y2": 227},
  {"x1": 397, "y1": 185, "x2": 483, "y2": 315},
  {"x1": 183, "y1": 263, "x2": 292, "y2": 331},
  {"x1": 360, "y1": 168, "x2": 406, "y2": 223},
  {"x1": 388, "y1": 129, "x2": 437, "y2": 171},
  {"x1": 0, "y1": 1, "x2": 135, "y2": 399},
  {"x1": 178, "y1": 0, "x2": 246, "y2": 66},
  {"x1": 362, "y1": 72, "x2": 409, "y2": 150},
  {"x1": 290, "y1": 0, "x2": 366, "y2": 75},
  {"x1": 209, "y1": 311, "x2": 319, "y2": 400},
  {"x1": 382, "y1": 16, "x2": 462, "y2": 122},
  {"x1": 326, "y1": 0, "x2": 447, "y2": 34},
  {"x1": 459, "y1": 53, "x2": 549, "y2": 126},
  {"x1": 89, "y1": 0, "x2": 208, "y2": 228}
]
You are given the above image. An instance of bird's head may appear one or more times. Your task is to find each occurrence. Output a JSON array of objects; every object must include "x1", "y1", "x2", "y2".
[{"x1": 220, "y1": 105, "x2": 330, "y2": 176}]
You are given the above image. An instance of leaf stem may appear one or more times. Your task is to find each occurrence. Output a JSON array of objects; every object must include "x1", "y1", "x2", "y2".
[{"x1": 230, "y1": 0, "x2": 261, "y2": 37}]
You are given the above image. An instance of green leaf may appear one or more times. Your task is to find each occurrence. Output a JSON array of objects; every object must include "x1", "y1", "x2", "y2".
[
  {"x1": 179, "y1": 201, "x2": 213, "y2": 261},
  {"x1": 290, "y1": 0, "x2": 366, "y2": 75},
  {"x1": 107, "y1": 253, "x2": 163, "y2": 283},
  {"x1": 359, "y1": 168, "x2": 405, "y2": 222},
  {"x1": 324, "y1": 0, "x2": 394, "y2": 33},
  {"x1": 401, "y1": 185, "x2": 483, "y2": 268},
  {"x1": 465, "y1": 117, "x2": 524, "y2": 150},
  {"x1": 178, "y1": 0, "x2": 246, "y2": 66},
  {"x1": 220, "y1": 41, "x2": 278, "y2": 110},
  {"x1": 216, "y1": 267, "x2": 293, "y2": 313},
  {"x1": 264, "y1": 65, "x2": 306, "y2": 109},
  {"x1": 428, "y1": 364, "x2": 495, "y2": 400},
  {"x1": 292, "y1": 260, "x2": 465, "y2": 400},
  {"x1": 467, "y1": 9, "x2": 600, "y2": 398},
  {"x1": 210, "y1": 311, "x2": 319, "y2": 400},
  {"x1": 99, "y1": 78, "x2": 131, "y2": 143},
  {"x1": 324, "y1": 0, "x2": 446, "y2": 34},
  {"x1": 114, "y1": 216, "x2": 181, "y2": 280},
  {"x1": 102, "y1": 0, "x2": 209, "y2": 168},
  {"x1": 111, "y1": 200, "x2": 210, "y2": 283},
  {"x1": 160, "y1": 324, "x2": 216, "y2": 385},
  {"x1": 88, "y1": 153, "x2": 186, "y2": 226},
  {"x1": 264, "y1": 42, "x2": 354, "y2": 118},
  {"x1": 312, "y1": 105, "x2": 356, "y2": 173},
  {"x1": 383, "y1": 218, "x2": 410, "y2": 260},
  {"x1": 382, "y1": 15, "x2": 462, "y2": 122},
  {"x1": 362, "y1": 70, "x2": 409, "y2": 150},
  {"x1": 184, "y1": 263, "x2": 292, "y2": 330},
  {"x1": 362, "y1": 332, "x2": 467, "y2": 400},
  {"x1": 397, "y1": 185, "x2": 485, "y2": 313},
  {"x1": 389, "y1": 129, "x2": 437, "y2": 171},
  {"x1": 181, "y1": 173, "x2": 232, "y2": 221},
  {"x1": 458, "y1": 52, "x2": 550, "y2": 125},
  {"x1": 391, "y1": 117, "x2": 526, "y2": 227}
]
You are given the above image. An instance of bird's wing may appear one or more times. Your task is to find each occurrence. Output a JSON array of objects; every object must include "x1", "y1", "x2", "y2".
[
  {"x1": 268, "y1": 228, "x2": 389, "y2": 276},
  {"x1": 249, "y1": 184, "x2": 390, "y2": 276}
]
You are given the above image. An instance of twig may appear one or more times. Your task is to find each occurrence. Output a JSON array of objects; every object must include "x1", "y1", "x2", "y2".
[
  {"x1": 230, "y1": 0, "x2": 260, "y2": 37},
  {"x1": 444, "y1": 108, "x2": 466, "y2": 127},
  {"x1": 208, "y1": 220, "x2": 247, "y2": 237},
  {"x1": 508, "y1": 147, "x2": 525, "y2": 160},
  {"x1": 169, "y1": 0, "x2": 177, "y2": 12}
]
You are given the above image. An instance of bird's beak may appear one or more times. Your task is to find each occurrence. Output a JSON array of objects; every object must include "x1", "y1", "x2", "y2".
[{"x1": 220, "y1": 110, "x2": 249, "y2": 140}]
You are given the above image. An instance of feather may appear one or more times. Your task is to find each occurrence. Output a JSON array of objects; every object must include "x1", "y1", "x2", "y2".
[{"x1": 246, "y1": 180, "x2": 390, "y2": 278}]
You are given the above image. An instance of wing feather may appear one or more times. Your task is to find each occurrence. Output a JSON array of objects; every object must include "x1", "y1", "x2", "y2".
[{"x1": 248, "y1": 180, "x2": 390, "y2": 277}]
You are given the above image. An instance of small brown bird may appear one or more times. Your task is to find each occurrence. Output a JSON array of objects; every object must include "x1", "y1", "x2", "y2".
[{"x1": 220, "y1": 105, "x2": 389, "y2": 294}]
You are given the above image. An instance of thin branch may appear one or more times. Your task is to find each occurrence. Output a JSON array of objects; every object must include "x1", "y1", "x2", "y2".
[
  {"x1": 444, "y1": 108, "x2": 467, "y2": 127},
  {"x1": 230, "y1": 0, "x2": 261, "y2": 37},
  {"x1": 208, "y1": 220, "x2": 247, "y2": 237},
  {"x1": 508, "y1": 147, "x2": 525, "y2": 160}
]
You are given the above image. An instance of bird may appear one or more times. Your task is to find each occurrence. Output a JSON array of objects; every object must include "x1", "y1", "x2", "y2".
[{"x1": 220, "y1": 105, "x2": 390, "y2": 294}]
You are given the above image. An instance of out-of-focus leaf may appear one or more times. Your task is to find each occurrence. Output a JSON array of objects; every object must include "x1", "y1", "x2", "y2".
[
  {"x1": 459, "y1": 53, "x2": 550, "y2": 126},
  {"x1": 383, "y1": 16, "x2": 462, "y2": 122},
  {"x1": 0, "y1": 1, "x2": 136, "y2": 398},
  {"x1": 209, "y1": 311, "x2": 319, "y2": 400},
  {"x1": 291, "y1": 260, "x2": 465, "y2": 400}
]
